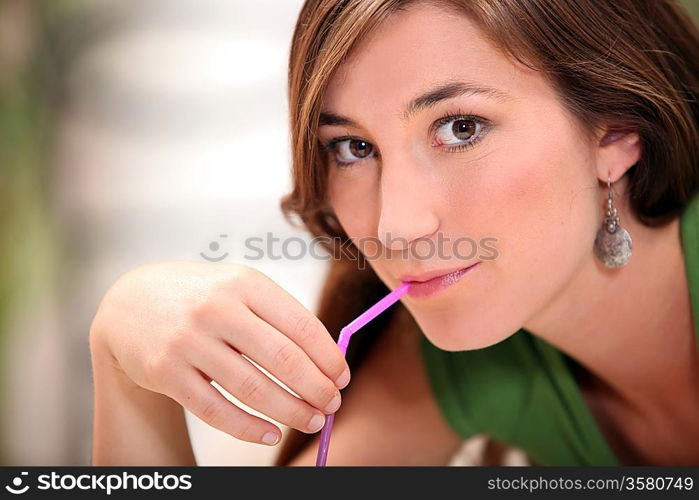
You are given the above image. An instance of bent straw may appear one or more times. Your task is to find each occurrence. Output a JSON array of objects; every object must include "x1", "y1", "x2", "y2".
[{"x1": 315, "y1": 281, "x2": 411, "y2": 466}]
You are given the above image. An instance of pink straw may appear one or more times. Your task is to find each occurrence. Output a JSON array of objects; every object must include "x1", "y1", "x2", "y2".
[{"x1": 315, "y1": 281, "x2": 411, "y2": 466}]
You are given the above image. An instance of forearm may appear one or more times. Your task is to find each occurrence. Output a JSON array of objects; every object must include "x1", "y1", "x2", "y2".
[{"x1": 90, "y1": 335, "x2": 197, "y2": 466}]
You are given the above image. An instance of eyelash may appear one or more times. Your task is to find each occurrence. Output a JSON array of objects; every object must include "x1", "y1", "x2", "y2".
[{"x1": 319, "y1": 110, "x2": 491, "y2": 168}]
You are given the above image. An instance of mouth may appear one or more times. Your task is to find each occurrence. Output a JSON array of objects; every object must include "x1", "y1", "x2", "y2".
[{"x1": 400, "y1": 262, "x2": 481, "y2": 299}]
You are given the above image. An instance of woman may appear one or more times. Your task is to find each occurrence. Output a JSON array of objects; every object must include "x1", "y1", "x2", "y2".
[{"x1": 90, "y1": 0, "x2": 699, "y2": 465}]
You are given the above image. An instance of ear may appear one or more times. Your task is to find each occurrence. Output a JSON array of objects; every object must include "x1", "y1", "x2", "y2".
[{"x1": 595, "y1": 126, "x2": 641, "y2": 183}]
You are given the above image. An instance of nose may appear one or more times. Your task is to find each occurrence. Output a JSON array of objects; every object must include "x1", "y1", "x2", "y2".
[{"x1": 376, "y1": 157, "x2": 440, "y2": 251}]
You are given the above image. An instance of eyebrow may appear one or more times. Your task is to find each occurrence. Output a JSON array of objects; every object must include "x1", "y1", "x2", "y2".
[{"x1": 319, "y1": 80, "x2": 511, "y2": 127}]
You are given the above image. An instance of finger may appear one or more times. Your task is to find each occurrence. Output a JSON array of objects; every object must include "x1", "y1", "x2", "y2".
[
  {"x1": 186, "y1": 336, "x2": 330, "y2": 434},
  {"x1": 219, "y1": 309, "x2": 342, "y2": 414},
  {"x1": 168, "y1": 365, "x2": 282, "y2": 446},
  {"x1": 239, "y1": 270, "x2": 350, "y2": 388}
]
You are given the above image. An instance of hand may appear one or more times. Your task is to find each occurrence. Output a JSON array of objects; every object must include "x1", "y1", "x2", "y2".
[{"x1": 89, "y1": 260, "x2": 350, "y2": 446}]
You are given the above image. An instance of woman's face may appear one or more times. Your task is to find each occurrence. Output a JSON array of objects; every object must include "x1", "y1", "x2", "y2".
[{"x1": 319, "y1": 4, "x2": 602, "y2": 350}]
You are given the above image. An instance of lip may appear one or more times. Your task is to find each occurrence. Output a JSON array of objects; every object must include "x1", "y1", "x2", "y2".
[{"x1": 401, "y1": 262, "x2": 480, "y2": 299}]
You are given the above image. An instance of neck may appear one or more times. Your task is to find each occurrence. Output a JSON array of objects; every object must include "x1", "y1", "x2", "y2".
[{"x1": 523, "y1": 178, "x2": 699, "y2": 411}]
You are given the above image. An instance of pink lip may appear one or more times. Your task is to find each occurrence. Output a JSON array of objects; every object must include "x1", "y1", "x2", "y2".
[{"x1": 401, "y1": 262, "x2": 480, "y2": 299}]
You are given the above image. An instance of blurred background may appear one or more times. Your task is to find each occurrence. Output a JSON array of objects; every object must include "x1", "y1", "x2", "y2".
[{"x1": 1, "y1": 0, "x2": 698, "y2": 466}]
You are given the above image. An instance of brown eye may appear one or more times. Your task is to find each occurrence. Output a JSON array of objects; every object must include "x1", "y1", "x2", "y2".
[
  {"x1": 348, "y1": 139, "x2": 373, "y2": 158},
  {"x1": 331, "y1": 138, "x2": 376, "y2": 166},
  {"x1": 452, "y1": 119, "x2": 476, "y2": 140},
  {"x1": 434, "y1": 115, "x2": 486, "y2": 148}
]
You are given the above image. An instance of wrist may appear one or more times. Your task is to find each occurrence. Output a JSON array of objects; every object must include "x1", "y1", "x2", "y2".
[
  {"x1": 89, "y1": 320, "x2": 141, "y2": 395},
  {"x1": 90, "y1": 326, "x2": 195, "y2": 465}
]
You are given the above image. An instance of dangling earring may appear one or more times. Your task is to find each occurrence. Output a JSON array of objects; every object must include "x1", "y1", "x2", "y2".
[{"x1": 593, "y1": 174, "x2": 632, "y2": 268}]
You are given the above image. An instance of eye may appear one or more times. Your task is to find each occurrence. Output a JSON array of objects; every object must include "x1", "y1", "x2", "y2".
[
  {"x1": 433, "y1": 116, "x2": 485, "y2": 148},
  {"x1": 339, "y1": 139, "x2": 374, "y2": 161},
  {"x1": 321, "y1": 137, "x2": 376, "y2": 167}
]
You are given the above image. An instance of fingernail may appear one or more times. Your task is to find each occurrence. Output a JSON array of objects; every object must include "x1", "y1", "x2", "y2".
[
  {"x1": 308, "y1": 413, "x2": 325, "y2": 432},
  {"x1": 334, "y1": 368, "x2": 350, "y2": 389},
  {"x1": 262, "y1": 432, "x2": 280, "y2": 445},
  {"x1": 324, "y1": 392, "x2": 341, "y2": 414}
]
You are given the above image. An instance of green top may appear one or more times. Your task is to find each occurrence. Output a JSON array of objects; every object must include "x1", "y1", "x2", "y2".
[{"x1": 420, "y1": 192, "x2": 699, "y2": 466}]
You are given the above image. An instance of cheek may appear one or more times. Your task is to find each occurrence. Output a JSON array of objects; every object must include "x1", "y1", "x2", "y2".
[
  {"x1": 482, "y1": 124, "x2": 599, "y2": 312},
  {"x1": 418, "y1": 123, "x2": 600, "y2": 350},
  {"x1": 328, "y1": 169, "x2": 379, "y2": 239}
]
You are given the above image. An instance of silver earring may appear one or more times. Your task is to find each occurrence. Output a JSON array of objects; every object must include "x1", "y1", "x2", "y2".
[{"x1": 593, "y1": 175, "x2": 632, "y2": 268}]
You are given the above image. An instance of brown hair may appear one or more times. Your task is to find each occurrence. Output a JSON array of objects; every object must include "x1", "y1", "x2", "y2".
[{"x1": 275, "y1": 0, "x2": 699, "y2": 465}]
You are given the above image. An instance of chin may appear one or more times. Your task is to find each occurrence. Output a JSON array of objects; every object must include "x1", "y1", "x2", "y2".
[{"x1": 417, "y1": 317, "x2": 512, "y2": 352}]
